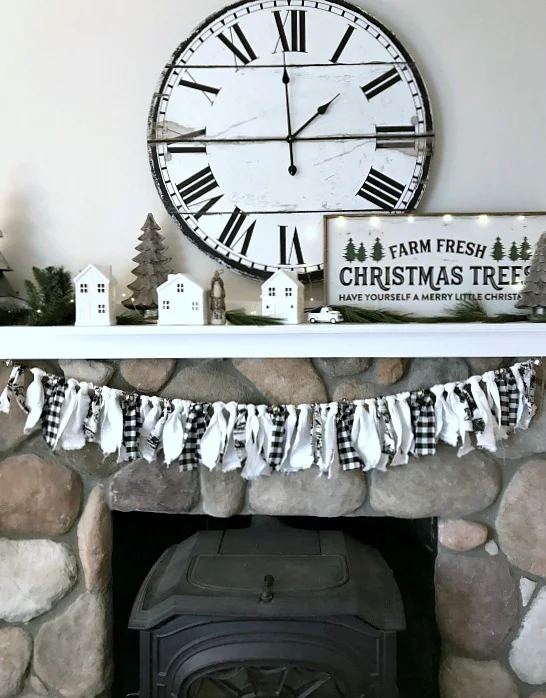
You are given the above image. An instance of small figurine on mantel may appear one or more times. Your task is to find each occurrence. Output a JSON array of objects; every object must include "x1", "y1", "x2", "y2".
[
  {"x1": 209, "y1": 270, "x2": 226, "y2": 325},
  {"x1": 122, "y1": 213, "x2": 171, "y2": 321},
  {"x1": 515, "y1": 232, "x2": 546, "y2": 321}
]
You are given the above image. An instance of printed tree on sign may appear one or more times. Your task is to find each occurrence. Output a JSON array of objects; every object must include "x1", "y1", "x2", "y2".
[
  {"x1": 520, "y1": 237, "x2": 532, "y2": 261},
  {"x1": 344, "y1": 238, "x2": 356, "y2": 262},
  {"x1": 491, "y1": 237, "x2": 505, "y2": 261},
  {"x1": 356, "y1": 243, "x2": 367, "y2": 262},
  {"x1": 372, "y1": 238, "x2": 385, "y2": 262},
  {"x1": 509, "y1": 241, "x2": 520, "y2": 261}
]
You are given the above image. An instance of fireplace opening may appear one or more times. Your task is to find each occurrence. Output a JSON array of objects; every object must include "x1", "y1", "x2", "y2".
[{"x1": 112, "y1": 513, "x2": 439, "y2": 698}]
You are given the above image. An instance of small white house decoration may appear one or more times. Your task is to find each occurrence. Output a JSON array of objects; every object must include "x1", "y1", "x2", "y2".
[
  {"x1": 157, "y1": 273, "x2": 207, "y2": 325},
  {"x1": 261, "y1": 270, "x2": 304, "y2": 324},
  {"x1": 74, "y1": 264, "x2": 115, "y2": 326}
]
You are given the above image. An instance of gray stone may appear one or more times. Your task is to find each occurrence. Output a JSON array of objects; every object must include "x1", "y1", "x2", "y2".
[
  {"x1": 57, "y1": 443, "x2": 121, "y2": 479},
  {"x1": 34, "y1": 592, "x2": 112, "y2": 698},
  {"x1": 438, "y1": 519, "x2": 488, "y2": 551},
  {"x1": 369, "y1": 447, "x2": 501, "y2": 518},
  {"x1": 530, "y1": 693, "x2": 546, "y2": 698},
  {"x1": 77, "y1": 486, "x2": 112, "y2": 591},
  {"x1": 0, "y1": 363, "x2": 31, "y2": 453},
  {"x1": 0, "y1": 539, "x2": 77, "y2": 622},
  {"x1": 249, "y1": 466, "x2": 367, "y2": 517},
  {"x1": 466, "y1": 357, "x2": 509, "y2": 374},
  {"x1": 497, "y1": 458, "x2": 546, "y2": 576},
  {"x1": 440, "y1": 657, "x2": 518, "y2": 698},
  {"x1": 201, "y1": 469, "x2": 245, "y2": 518},
  {"x1": 510, "y1": 587, "x2": 546, "y2": 684},
  {"x1": 520, "y1": 577, "x2": 537, "y2": 607},
  {"x1": 109, "y1": 459, "x2": 199, "y2": 513},
  {"x1": 29, "y1": 675, "x2": 49, "y2": 695},
  {"x1": 233, "y1": 359, "x2": 327, "y2": 404},
  {"x1": 161, "y1": 365, "x2": 263, "y2": 403},
  {"x1": 119, "y1": 359, "x2": 175, "y2": 393},
  {"x1": 495, "y1": 389, "x2": 546, "y2": 460},
  {"x1": 375, "y1": 358, "x2": 409, "y2": 386},
  {"x1": 397, "y1": 357, "x2": 470, "y2": 393},
  {"x1": 314, "y1": 358, "x2": 371, "y2": 378},
  {"x1": 0, "y1": 454, "x2": 81, "y2": 535},
  {"x1": 0, "y1": 628, "x2": 32, "y2": 698},
  {"x1": 435, "y1": 550, "x2": 518, "y2": 658},
  {"x1": 332, "y1": 380, "x2": 384, "y2": 402},
  {"x1": 59, "y1": 360, "x2": 114, "y2": 385}
]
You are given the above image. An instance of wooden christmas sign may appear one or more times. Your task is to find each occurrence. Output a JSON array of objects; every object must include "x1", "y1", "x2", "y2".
[{"x1": 324, "y1": 213, "x2": 546, "y2": 316}]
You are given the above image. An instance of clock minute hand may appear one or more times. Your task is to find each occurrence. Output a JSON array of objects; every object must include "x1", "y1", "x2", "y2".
[
  {"x1": 282, "y1": 60, "x2": 297, "y2": 176},
  {"x1": 292, "y1": 94, "x2": 340, "y2": 140}
]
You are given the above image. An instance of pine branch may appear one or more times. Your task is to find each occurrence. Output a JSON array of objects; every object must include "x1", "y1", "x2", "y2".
[
  {"x1": 226, "y1": 309, "x2": 284, "y2": 325},
  {"x1": 23, "y1": 266, "x2": 75, "y2": 325},
  {"x1": 332, "y1": 305, "x2": 412, "y2": 324}
]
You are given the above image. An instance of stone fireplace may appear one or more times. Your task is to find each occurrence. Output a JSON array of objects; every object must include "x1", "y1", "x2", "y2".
[{"x1": 1, "y1": 356, "x2": 545, "y2": 698}]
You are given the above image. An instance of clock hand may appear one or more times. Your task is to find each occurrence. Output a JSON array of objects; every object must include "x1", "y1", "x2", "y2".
[
  {"x1": 282, "y1": 57, "x2": 297, "y2": 176},
  {"x1": 292, "y1": 94, "x2": 340, "y2": 140}
]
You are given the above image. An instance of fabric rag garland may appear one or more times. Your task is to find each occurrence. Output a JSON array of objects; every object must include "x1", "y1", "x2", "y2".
[{"x1": 0, "y1": 360, "x2": 538, "y2": 480}]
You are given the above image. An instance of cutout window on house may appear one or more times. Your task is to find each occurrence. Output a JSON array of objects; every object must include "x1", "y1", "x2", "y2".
[
  {"x1": 177, "y1": 284, "x2": 184, "y2": 293},
  {"x1": 268, "y1": 288, "x2": 276, "y2": 297},
  {"x1": 80, "y1": 284, "x2": 88, "y2": 293},
  {"x1": 97, "y1": 304, "x2": 106, "y2": 314},
  {"x1": 285, "y1": 287, "x2": 293, "y2": 297},
  {"x1": 163, "y1": 300, "x2": 170, "y2": 310},
  {"x1": 192, "y1": 301, "x2": 199, "y2": 311},
  {"x1": 97, "y1": 283, "x2": 106, "y2": 293}
]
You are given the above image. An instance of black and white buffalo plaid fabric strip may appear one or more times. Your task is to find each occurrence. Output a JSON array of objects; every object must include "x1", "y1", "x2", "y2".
[{"x1": 0, "y1": 359, "x2": 540, "y2": 478}]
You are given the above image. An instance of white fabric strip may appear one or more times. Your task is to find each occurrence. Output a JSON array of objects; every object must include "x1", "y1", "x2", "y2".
[
  {"x1": 99, "y1": 387, "x2": 124, "y2": 457},
  {"x1": 467, "y1": 376, "x2": 497, "y2": 452},
  {"x1": 163, "y1": 399, "x2": 191, "y2": 466},
  {"x1": 318, "y1": 403, "x2": 337, "y2": 477},
  {"x1": 61, "y1": 381, "x2": 91, "y2": 451},
  {"x1": 140, "y1": 396, "x2": 163, "y2": 462},
  {"x1": 386, "y1": 394, "x2": 406, "y2": 466},
  {"x1": 241, "y1": 405, "x2": 268, "y2": 479},
  {"x1": 53, "y1": 378, "x2": 80, "y2": 451},
  {"x1": 352, "y1": 400, "x2": 382, "y2": 471},
  {"x1": 200, "y1": 402, "x2": 228, "y2": 470},
  {"x1": 220, "y1": 401, "x2": 240, "y2": 472},
  {"x1": 510, "y1": 363, "x2": 532, "y2": 430},
  {"x1": 441, "y1": 384, "x2": 462, "y2": 447},
  {"x1": 483, "y1": 371, "x2": 509, "y2": 440},
  {"x1": 278, "y1": 404, "x2": 298, "y2": 472},
  {"x1": 24, "y1": 368, "x2": 46, "y2": 433},
  {"x1": 288, "y1": 404, "x2": 314, "y2": 471}
]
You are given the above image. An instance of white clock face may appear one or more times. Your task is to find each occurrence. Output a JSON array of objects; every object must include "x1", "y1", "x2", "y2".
[{"x1": 148, "y1": 0, "x2": 434, "y2": 281}]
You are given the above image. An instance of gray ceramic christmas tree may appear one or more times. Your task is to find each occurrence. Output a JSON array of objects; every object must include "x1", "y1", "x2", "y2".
[
  {"x1": 123, "y1": 214, "x2": 171, "y2": 320},
  {"x1": 0, "y1": 229, "x2": 14, "y2": 298},
  {"x1": 515, "y1": 232, "x2": 545, "y2": 321}
]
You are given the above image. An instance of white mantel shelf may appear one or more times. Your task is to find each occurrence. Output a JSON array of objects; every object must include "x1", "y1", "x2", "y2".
[{"x1": 0, "y1": 323, "x2": 543, "y2": 359}]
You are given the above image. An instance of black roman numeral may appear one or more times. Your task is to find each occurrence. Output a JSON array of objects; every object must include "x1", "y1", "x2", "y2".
[
  {"x1": 274, "y1": 10, "x2": 307, "y2": 52},
  {"x1": 279, "y1": 226, "x2": 304, "y2": 266},
  {"x1": 376, "y1": 125, "x2": 416, "y2": 149},
  {"x1": 178, "y1": 77, "x2": 220, "y2": 96},
  {"x1": 218, "y1": 208, "x2": 256, "y2": 256},
  {"x1": 330, "y1": 26, "x2": 355, "y2": 63},
  {"x1": 361, "y1": 68, "x2": 402, "y2": 100},
  {"x1": 357, "y1": 168, "x2": 405, "y2": 210},
  {"x1": 218, "y1": 23, "x2": 257, "y2": 65},
  {"x1": 177, "y1": 166, "x2": 219, "y2": 205},
  {"x1": 192, "y1": 195, "x2": 223, "y2": 220}
]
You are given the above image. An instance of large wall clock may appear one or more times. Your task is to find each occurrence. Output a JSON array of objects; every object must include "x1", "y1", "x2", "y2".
[{"x1": 148, "y1": 0, "x2": 435, "y2": 282}]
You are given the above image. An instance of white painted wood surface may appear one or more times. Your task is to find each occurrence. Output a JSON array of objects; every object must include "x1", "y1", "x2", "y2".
[{"x1": 0, "y1": 324, "x2": 541, "y2": 359}]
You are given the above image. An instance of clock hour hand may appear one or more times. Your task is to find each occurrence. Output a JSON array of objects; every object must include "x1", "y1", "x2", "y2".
[
  {"x1": 282, "y1": 57, "x2": 297, "y2": 176},
  {"x1": 292, "y1": 94, "x2": 340, "y2": 140}
]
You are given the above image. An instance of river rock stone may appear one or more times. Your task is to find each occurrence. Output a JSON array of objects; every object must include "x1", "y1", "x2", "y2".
[
  {"x1": 29, "y1": 674, "x2": 49, "y2": 695},
  {"x1": 59, "y1": 360, "x2": 114, "y2": 385},
  {"x1": 438, "y1": 519, "x2": 488, "y2": 551},
  {"x1": 0, "y1": 363, "x2": 31, "y2": 452},
  {"x1": 57, "y1": 443, "x2": 121, "y2": 479},
  {"x1": 435, "y1": 551, "x2": 518, "y2": 658},
  {"x1": 233, "y1": 359, "x2": 327, "y2": 404},
  {"x1": 510, "y1": 587, "x2": 546, "y2": 684},
  {"x1": 370, "y1": 448, "x2": 501, "y2": 518},
  {"x1": 375, "y1": 358, "x2": 409, "y2": 385},
  {"x1": 520, "y1": 577, "x2": 537, "y2": 607},
  {"x1": 77, "y1": 486, "x2": 112, "y2": 591},
  {"x1": 0, "y1": 454, "x2": 81, "y2": 535},
  {"x1": 465, "y1": 357, "x2": 509, "y2": 374},
  {"x1": 497, "y1": 458, "x2": 546, "y2": 576},
  {"x1": 109, "y1": 459, "x2": 199, "y2": 513},
  {"x1": 161, "y1": 365, "x2": 263, "y2": 403},
  {"x1": 332, "y1": 380, "x2": 384, "y2": 402},
  {"x1": 398, "y1": 357, "x2": 470, "y2": 393},
  {"x1": 0, "y1": 627, "x2": 32, "y2": 698},
  {"x1": 530, "y1": 693, "x2": 546, "y2": 698},
  {"x1": 119, "y1": 359, "x2": 175, "y2": 393},
  {"x1": 485, "y1": 540, "x2": 499, "y2": 556},
  {"x1": 201, "y1": 469, "x2": 245, "y2": 517},
  {"x1": 440, "y1": 657, "x2": 518, "y2": 698},
  {"x1": 34, "y1": 592, "x2": 112, "y2": 698},
  {"x1": 0, "y1": 539, "x2": 77, "y2": 622},
  {"x1": 249, "y1": 466, "x2": 367, "y2": 516},
  {"x1": 314, "y1": 358, "x2": 371, "y2": 378}
]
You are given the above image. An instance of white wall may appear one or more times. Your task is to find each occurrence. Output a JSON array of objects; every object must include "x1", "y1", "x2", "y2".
[{"x1": 0, "y1": 0, "x2": 545, "y2": 304}]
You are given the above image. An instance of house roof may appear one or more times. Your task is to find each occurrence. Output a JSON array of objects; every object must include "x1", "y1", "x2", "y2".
[
  {"x1": 73, "y1": 264, "x2": 113, "y2": 284},
  {"x1": 261, "y1": 269, "x2": 303, "y2": 288},
  {"x1": 157, "y1": 272, "x2": 205, "y2": 294}
]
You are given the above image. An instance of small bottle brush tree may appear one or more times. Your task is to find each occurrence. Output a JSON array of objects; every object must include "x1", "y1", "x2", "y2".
[
  {"x1": 122, "y1": 213, "x2": 171, "y2": 320},
  {"x1": 515, "y1": 233, "x2": 546, "y2": 321}
]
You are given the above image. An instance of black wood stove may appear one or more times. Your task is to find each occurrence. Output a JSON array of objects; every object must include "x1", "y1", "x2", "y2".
[{"x1": 129, "y1": 523, "x2": 405, "y2": 698}]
